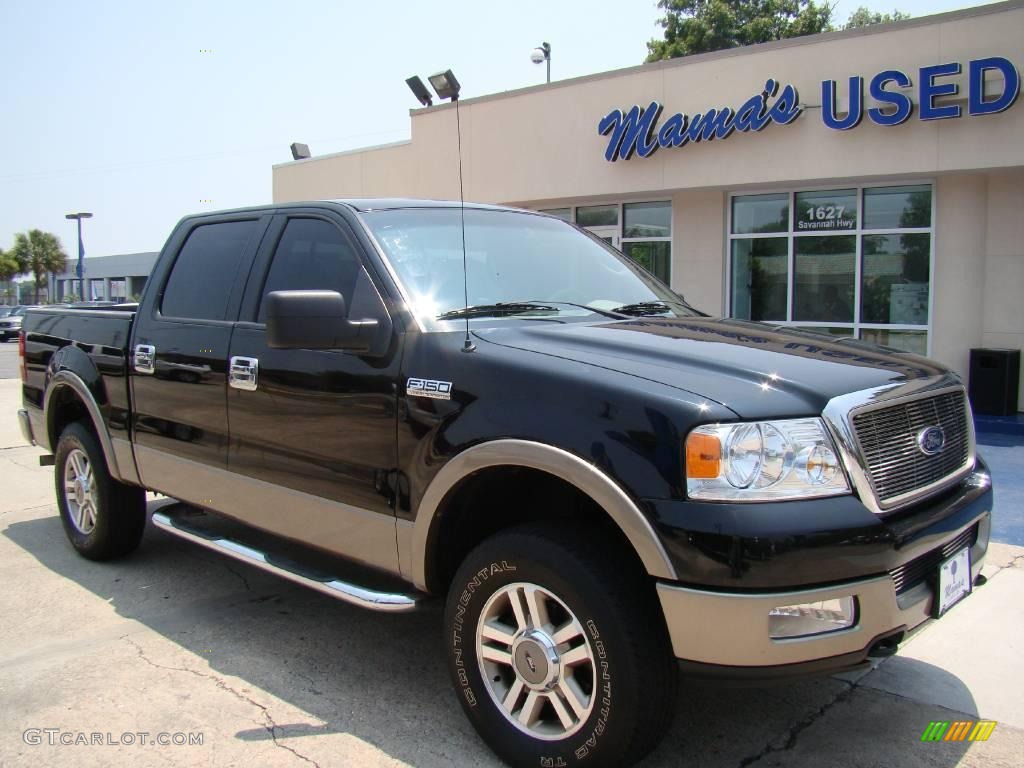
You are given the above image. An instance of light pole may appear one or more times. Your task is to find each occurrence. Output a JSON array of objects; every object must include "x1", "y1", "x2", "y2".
[
  {"x1": 65, "y1": 211, "x2": 92, "y2": 300},
  {"x1": 530, "y1": 42, "x2": 551, "y2": 84}
]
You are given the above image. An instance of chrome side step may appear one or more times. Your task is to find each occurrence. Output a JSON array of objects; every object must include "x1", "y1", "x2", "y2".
[{"x1": 151, "y1": 511, "x2": 421, "y2": 613}]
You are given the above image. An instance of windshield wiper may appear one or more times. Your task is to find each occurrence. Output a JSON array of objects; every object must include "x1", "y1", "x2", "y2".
[
  {"x1": 436, "y1": 302, "x2": 559, "y2": 320},
  {"x1": 522, "y1": 301, "x2": 628, "y2": 319},
  {"x1": 609, "y1": 301, "x2": 673, "y2": 316}
]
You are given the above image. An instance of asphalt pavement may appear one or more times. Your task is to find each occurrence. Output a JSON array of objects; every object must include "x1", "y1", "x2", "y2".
[
  {"x1": 0, "y1": 339, "x2": 19, "y2": 379},
  {"x1": 2, "y1": 367, "x2": 1023, "y2": 767}
]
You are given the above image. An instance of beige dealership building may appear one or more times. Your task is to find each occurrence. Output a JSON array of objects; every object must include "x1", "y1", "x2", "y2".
[{"x1": 273, "y1": 1, "x2": 1024, "y2": 409}]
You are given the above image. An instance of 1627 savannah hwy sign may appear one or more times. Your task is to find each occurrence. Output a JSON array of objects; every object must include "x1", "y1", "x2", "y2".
[{"x1": 599, "y1": 56, "x2": 1020, "y2": 162}]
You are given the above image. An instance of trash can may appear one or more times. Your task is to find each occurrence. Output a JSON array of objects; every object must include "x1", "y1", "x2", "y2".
[{"x1": 969, "y1": 348, "x2": 1020, "y2": 416}]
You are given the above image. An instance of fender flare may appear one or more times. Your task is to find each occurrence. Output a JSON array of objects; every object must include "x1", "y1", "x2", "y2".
[
  {"x1": 409, "y1": 439, "x2": 678, "y2": 591},
  {"x1": 45, "y1": 369, "x2": 125, "y2": 482}
]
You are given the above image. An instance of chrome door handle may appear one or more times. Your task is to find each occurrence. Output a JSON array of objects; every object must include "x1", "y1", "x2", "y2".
[
  {"x1": 229, "y1": 356, "x2": 258, "y2": 391},
  {"x1": 134, "y1": 344, "x2": 156, "y2": 375}
]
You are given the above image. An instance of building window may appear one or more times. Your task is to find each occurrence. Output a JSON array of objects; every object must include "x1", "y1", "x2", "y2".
[
  {"x1": 534, "y1": 201, "x2": 674, "y2": 285},
  {"x1": 729, "y1": 184, "x2": 933, "y2": 355},
  {"x1": 539, "y1": 208, "x2": 571, "y2": 221}
]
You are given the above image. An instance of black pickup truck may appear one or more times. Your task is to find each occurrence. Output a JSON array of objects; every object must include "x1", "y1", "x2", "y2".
[{"x1": 18, "y1": 200, "x2": 992, "y2": 768}]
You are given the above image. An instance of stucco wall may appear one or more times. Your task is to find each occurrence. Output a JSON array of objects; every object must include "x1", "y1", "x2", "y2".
[
  {"x1": 981, "y1": 169, "x2": 1024, "y2": 407},
  {"x1": 273, "y1": 4, "x2": 1024, "y2": 206}
]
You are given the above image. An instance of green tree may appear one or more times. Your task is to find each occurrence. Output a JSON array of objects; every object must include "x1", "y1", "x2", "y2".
[
  {"x1": 9, "y1": 230, "x2": 67, "y2": 304},
  {"x1": 844, "y1": 6, "x2": 910, "y2": 29},
  {"x1": 646, "y1": 0, "x2": 835, "y2": 62},
  {"x1": 0, "y1": 249, "x2": 21, "y2": 304}
]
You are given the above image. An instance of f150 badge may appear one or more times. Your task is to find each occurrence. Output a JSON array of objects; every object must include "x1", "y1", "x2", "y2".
[{"x1": 406, "y1": 378, "x2": 452, "y2": 400}]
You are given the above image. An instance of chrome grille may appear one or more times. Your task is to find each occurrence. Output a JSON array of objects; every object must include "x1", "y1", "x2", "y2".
[
  {"x1": 851, "y1": 390, "x2": 970, "y2": 507},
  {"x1": 889, "y1": 525, "x2": 977, "y2": 595}
]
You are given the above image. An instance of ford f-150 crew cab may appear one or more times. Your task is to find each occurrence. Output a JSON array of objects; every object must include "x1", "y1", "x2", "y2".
[{"x1": 17, "y1": 200, "x2": 993, "y2": 768}]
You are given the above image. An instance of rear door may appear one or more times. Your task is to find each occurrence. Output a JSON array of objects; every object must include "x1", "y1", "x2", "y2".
[
  {"x1": 225, "y1": 211, "x2": 404, "y2": 573},
  {"x1": 131, "y1": 215, "x2": 268, "y2": 503}
]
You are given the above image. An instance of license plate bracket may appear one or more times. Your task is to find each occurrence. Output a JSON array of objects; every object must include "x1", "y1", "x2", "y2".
[{"x1": 935, "y1": 546, "x2": 972, "y2": 617}]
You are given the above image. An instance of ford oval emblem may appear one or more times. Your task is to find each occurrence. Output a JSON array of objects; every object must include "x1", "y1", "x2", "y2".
[{"x1": 917, "y1": 426, "x2": 946, "y2": 456}]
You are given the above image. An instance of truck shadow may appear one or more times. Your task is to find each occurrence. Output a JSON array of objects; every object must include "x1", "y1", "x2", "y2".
[{"x1": 4, "y1": 501, "x2": 979, "y2": 768}]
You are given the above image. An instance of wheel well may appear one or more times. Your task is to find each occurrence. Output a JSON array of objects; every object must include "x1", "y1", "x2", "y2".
[
  {"x1": 49, "y1": 386, "x2": 93, "y2": 446},
  {"x1": 429, "y1": 466, "x2": 648, "y2": 594}
]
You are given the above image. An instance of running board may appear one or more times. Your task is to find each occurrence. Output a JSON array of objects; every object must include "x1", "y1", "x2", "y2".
[{"x1": 151, "y1": 510, "x2": 421, "y2": 613}]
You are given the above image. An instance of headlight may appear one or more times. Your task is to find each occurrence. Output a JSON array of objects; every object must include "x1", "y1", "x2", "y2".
[{"x1": 685, "y1": 418, "x2": 849, "y2": 501}]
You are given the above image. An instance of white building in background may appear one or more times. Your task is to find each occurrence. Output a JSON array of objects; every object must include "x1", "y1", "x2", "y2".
[
  {"x1": 272, "y1": 1, "x2": 1024, "y2": 408},
  {"x1": 50, "y1": 251, "x2": 158, "y2": 302}
]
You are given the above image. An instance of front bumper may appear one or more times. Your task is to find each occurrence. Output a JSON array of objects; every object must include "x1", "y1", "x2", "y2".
[{"x1": 655, "y1": 467, "x2": 992, "y2": 674}]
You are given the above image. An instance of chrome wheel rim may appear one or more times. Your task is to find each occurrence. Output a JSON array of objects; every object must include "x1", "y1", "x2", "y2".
[
  {"x1": 476, "y1": 581, "x2": 596, "y2": 740},
  {"x1": 63, "y1": 448, "x2": 97, "y2": 535}
]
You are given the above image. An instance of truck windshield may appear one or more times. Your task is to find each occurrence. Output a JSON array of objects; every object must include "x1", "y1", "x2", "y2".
[{"x1": 360, "y1": 208, "x2": 699, "y2": 329}]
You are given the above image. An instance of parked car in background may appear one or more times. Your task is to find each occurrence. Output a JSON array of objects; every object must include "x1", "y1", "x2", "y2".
[
  {"x1": 0, "y1": 306, "x2": 13, "y2": 318},
  {"x1": 0, "y1": 305, "x2": 39, "y2": 341}
]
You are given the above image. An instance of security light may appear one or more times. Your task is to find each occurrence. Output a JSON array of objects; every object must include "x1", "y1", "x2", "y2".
[
  {"x1": 531, "y1": 42, "x2": 551, "y2": 83},
  {"x1": 290, "y1": 143, "x2": 311, "y2": 161},
  {"x1": 406, "y1": 76, "x2": 434, "y2": 107},
  {"x1": 428, "y1": 69, "x2": 461, "y2": 102}
]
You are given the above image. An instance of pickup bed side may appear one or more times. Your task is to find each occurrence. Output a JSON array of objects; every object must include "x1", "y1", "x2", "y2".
[{"x1": 21, "y1": 306, "x2": 140, "y2": 486}]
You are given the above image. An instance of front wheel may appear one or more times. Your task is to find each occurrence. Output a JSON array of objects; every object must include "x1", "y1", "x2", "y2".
[
  {"x1": 444, "y1": 524, "x2": 678, "y2": 768},
  {"x1": 54, "y1": 421, "x2": 146, "y2": 560}
]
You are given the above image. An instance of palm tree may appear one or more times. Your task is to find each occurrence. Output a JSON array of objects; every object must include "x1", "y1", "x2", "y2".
[
  {"x1": 0, "y1": 249, "x2": 21, "y2": 305},
  {"x1": 9, "y1": 230, "x2": 67, "y2": 303}
]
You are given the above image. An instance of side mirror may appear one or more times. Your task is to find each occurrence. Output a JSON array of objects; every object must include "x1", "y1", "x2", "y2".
[{"x1": 265, "y1": 290, "x2": 380, "y2": 352}]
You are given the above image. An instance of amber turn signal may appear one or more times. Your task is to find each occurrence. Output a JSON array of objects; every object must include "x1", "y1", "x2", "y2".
[{"x1": 685, "y1": 432, "x2": 721, "y2": 479}]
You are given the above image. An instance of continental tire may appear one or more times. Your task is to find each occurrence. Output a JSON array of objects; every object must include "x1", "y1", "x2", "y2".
[
  {"x1": 444, "y1": 523, "x2": 677, "y2": 768},
  {"x1": 55, "y1": 421, "x2": 146, "y2": 560}
]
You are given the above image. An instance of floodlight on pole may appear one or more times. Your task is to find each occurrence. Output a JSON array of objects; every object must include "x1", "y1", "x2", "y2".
[
  {"x1": 65, "y1": 211, "x2": 93, "y2": 300},
  {"x1": 427, "y1": 69, "x2": 461, "y2": 102},
  {"x1": 405, "y1": 76, "x2": 434, "y2": 107},
  {"x1": 531, "y1": 42, "x2": 551, "y2": 84}
]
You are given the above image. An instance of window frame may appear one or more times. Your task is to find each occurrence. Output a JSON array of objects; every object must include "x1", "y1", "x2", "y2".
[
  {"x1": 154, "y1": 215, "x2": 268, "y2": 326},
  {"x1": 538, "y1": 199, "x2": 674, "y2": 284},
  {"x1": 726, "y1": 181, "x2": 936, "y2": 356},
  {"x1": 237, "y1": 212, "x2": 394, "y2": 329}
]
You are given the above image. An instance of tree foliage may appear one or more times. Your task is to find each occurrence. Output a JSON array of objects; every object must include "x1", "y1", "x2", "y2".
[
  {"x1": 646, "y1": 0, "x2": 835, "y2": 61},
  {"x1": 844, "y1": 6, "x2": 911, "y2": 29},
  {"x1": 0, "y1": 249, "x2": 20, "y2": 304},
  {"x1": 8, "y1": 230, "x2": 67, "y2": 304}
]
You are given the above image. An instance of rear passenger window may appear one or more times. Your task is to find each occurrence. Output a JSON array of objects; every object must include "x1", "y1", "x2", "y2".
[
  {"x1": 161, "y1": 221, "x2": 257, "y2": 320},
  {"x1": 257, "y1": 218, "x2": 363, "y2": 322}
]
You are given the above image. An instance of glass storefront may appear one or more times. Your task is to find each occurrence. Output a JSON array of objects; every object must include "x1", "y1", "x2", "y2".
[{"x1": 729, "y1": 184, "x2": 933, "y2": 354}]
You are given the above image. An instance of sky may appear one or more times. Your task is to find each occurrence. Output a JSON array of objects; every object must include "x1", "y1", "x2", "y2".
[{"x1": 0, "y1": 0, "x2": 1001, "y2": 261}]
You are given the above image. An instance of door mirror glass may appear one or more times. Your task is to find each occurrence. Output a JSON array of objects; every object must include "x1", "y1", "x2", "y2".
[{"x1": 265, "y1": 290, "x2": 380, "y2": 352}]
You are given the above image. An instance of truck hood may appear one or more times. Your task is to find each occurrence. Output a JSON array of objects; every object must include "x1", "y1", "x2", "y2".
[{"x1": 474, "y1": 317, "x2": 949, "y2": 419}]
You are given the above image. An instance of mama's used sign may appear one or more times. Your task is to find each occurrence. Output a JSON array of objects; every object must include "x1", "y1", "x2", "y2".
[{"x1": 599, "y1": 56, "x2": 1019, "y2": 162}]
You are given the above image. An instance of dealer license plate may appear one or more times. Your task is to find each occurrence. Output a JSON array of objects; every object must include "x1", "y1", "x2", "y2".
[{"x1": 936, "y1": 547, "x2": 971, "y2": 616}]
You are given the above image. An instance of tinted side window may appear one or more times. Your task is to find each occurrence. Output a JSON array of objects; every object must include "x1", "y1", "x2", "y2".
[
  {"x1": 161, "y1": 221, "x2": 257, "y2": 320},
  {"x1": 257, "y1": 218, "x2": 362, "y2": 322}
]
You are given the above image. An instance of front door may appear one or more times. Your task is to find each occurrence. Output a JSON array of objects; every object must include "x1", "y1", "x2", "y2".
[{"x1": 226, "y1": 213, "x2": 403, "y2": 573}]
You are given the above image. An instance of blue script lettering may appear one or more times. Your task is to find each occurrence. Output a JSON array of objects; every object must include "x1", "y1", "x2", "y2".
[{"x1": 598, "y1": 79, "x2": 803, "y2": 162}]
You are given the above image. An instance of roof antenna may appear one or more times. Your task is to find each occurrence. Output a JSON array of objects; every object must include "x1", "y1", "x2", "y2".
[{"x1": 425, "y1": 69, "x2": 474, "y2": 353}]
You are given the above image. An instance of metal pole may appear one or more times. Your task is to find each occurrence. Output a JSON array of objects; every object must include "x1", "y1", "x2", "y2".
[
  {"x1": 76, "y1": 217, "x2": 84, "y2": 300},
  {"x1": 546, "y1": 49, "x2": 551, "y2": 84}
]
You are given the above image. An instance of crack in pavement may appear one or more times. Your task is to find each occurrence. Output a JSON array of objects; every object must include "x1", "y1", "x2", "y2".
[
  {"x1": 737, "y1": 682, "x2": 856, "y2": 768},
  {"x1": 123, "y1": 635, "x2": 321, "y2": 767}
]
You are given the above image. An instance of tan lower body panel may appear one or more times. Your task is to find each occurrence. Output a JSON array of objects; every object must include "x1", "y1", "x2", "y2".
[
  {"x1": 135, "y1": 445, "x2": 401, "y2": 576},
  {"x1": 657, "y1": 554, "x2": 984, "y2": 667}
]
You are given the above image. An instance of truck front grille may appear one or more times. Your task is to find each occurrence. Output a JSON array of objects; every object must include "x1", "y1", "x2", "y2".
[
  {"x1": 851, "y1": 390, "x2": 971, "y2": 508},
  {"x1": 889, "y1": 525, "x2": 978, "y2": 595}
]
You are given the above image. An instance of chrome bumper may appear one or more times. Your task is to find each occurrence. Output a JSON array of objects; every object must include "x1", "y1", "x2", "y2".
[
  {"x1": 657, "y1": 553, "x2": 985, "y2": 668},
  {"x1": 17, "y1": 409, "x2": 35, "y2": 445}
]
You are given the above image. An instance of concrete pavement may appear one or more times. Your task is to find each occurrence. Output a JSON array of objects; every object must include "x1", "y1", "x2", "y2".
[{"x1": 1, "y1": 377, "x2": 1022, "y2": 767}]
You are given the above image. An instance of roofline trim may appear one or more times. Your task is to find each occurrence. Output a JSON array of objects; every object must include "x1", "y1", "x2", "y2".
[
  {"x1": 273, "y1": 139, "x2": 412, "y2": 169},
  {"x1": 409, "y1": 0, "x2": 1024, "y2": 114}
]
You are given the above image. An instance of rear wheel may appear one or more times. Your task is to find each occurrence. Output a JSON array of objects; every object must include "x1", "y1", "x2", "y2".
[
  {"x1": 55, "y1": 421, "x2": 146, "y2": 560},
  {"x1": 444, "y1": 523, "x2": 678, "y2": 768}
]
